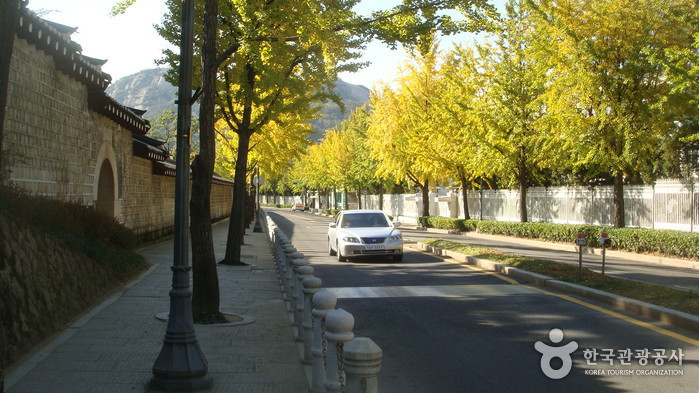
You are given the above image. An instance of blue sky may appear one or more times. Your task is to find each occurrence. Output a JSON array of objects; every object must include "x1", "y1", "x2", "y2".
[{"x1": 26, "y1": 0, "x2": 505, "y2": 88}]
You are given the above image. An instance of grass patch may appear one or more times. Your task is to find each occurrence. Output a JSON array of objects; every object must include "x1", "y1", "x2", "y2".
[{"x1": 423, "y1": 238, "x2": 699, "y2": 316}]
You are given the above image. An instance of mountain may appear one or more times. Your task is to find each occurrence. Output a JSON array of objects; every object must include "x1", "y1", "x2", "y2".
[
  {"x1": 106, "y1": 68, "x2": 370, "y2": 141},
  {"x1": 106, "y1": 68, "x2": 184, "y2": 119}
]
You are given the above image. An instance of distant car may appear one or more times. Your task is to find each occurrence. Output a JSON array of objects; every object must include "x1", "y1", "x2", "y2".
[
  {"x1": 291, "y1": 203, "x2": 305, "y2": 211},
  {"x1": 328, "y1": 210, "x2": 403, "y2": 262}
]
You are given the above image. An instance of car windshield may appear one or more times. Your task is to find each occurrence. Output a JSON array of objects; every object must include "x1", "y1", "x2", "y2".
[{"x1": 340, "y1": 213, "x2": 389, "y2": 228}]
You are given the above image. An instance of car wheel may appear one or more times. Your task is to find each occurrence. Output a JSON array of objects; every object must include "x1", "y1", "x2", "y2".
[{"x1": 328, "y1": 238, "x2": 336, "y2": 256}]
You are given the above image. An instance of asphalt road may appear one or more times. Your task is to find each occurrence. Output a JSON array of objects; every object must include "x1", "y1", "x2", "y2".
[
  {"x1": 266, "y1": 208, "x2": 699, "y2": 393},
  {"x1": 399, "y1": 228, "x2": 699, "y2": 292}
]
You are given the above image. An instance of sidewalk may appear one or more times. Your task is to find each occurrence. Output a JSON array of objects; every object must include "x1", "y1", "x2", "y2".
[{"x1": 5, "y1": 220, "x2": 308, "y2": 393}]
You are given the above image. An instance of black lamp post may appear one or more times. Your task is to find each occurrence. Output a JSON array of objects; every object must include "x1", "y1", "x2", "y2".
[{"x1": 150, "y1": 0, "x2": 210, "y2": 391}]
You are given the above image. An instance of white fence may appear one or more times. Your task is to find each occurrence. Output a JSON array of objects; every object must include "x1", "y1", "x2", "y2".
[{"x1": 262, "y1": 180, "x2": 699, "y2": 232}]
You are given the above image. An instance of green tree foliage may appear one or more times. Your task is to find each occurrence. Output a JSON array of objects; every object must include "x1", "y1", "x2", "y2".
[
  {"x1": 475, "y1": 0, "x2": 552, "y2": 222},
  {"x1": 436, "y1": 44, "x2": 500, "y2": 218},
  {"x1": 291, "y1": 105, "x2": 386, "y2": 208},
  {"x1": 367, "y1": 35, "x2": 451, "y2": 216},
  {"x1": 153, "y1": 0, "x2": 500, "y2": 264},
  {"x1": 527, "y1": 0, "x2": 699, "y2": 227},
  {"x1": 148, "y1": 109, "x2": 200, "y2": 158}
]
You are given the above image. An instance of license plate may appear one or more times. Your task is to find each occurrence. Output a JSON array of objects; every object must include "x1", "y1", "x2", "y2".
[{"x1": 366, "y1": 245, "x2": 385, "y2": 250}]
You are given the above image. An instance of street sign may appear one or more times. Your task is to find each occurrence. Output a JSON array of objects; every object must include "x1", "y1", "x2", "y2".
[
  {"x1": 576, "y1": 232, "x2": 587, "y2": 246},
  {"x1": 599, "y1": 232, "x2": 610, "y2": 277}
]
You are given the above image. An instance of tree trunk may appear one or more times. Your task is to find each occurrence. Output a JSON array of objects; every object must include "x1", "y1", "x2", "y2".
[
  {"x1": 459, "y1": 172, "x2": 471, "y2": 220},
  {"x1": 518, "y1": 146, "x2": 528, "y2": 223},
  {"x1": 0, "y1": 0, "x2": 20, "y2": 181},
  {"x1": 189, "y1": 0, "x2": 220, "y2": 321},
  {"x1": 421, "y1": 179, "x2": 430, "y2": 217},
  {"x1": 613, "y1": 170, "x2": 625, "y2": 228},
  {"x1": 378, "y1": 184, "x2": 384, "y2": 211},
  {"x1": 222, "y1": 128, "x2": 252, "y2": 265}
]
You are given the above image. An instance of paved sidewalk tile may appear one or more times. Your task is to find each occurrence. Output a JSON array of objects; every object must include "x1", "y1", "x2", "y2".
[{"x1": 6, "y1": 220, "x2": 308, "y2": 393}]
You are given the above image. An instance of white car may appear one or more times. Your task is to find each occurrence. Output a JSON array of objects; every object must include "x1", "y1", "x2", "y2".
[{"x1": 328, "y1": 210, "x2": 403, "y2": 262}]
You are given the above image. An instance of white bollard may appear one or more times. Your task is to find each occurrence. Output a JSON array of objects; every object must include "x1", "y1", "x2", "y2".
[
  {"x1": 294, "y1": 264, "x2": 313, "y2": 336},
  {"x1": 344, "y1": 338, "x2": 382, "y2": 393},
  {"x1": 324, "y1": 308, "x2": 355, "y2": 393},
  {"x1": 282, "y1": 247, "x2": 299, "y2": 300},
  {"x1": 311, "y1": 290, "x2": 337, "y2": 393},
  {"x1": 280, "y1": 244, "x2": 295, "y2": 299},
  {"x1": 288, "y1": 255, "x2": 305, "y2": 319},
  {"x1": 302, "y1": 277, "x2": 323, "y2": 364}
]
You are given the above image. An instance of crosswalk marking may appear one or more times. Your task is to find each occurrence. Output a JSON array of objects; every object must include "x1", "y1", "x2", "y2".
[{"x1": 325, "y1": 284, "x2": 536, "y2": 299}]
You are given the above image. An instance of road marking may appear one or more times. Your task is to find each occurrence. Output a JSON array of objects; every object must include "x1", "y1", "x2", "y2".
[
  {"x1": 284, "y1": 213, "x2": 328, "y2": 223},
  {"x1": 326, "y1": 284, "x2": 536, "y2": 299},
  {"x1": 414, "y1": 246, "x2": 699, "y2": 347}
]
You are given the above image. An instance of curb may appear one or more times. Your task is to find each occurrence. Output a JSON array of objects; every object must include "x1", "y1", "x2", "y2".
[
  {"x1": 407, "y1": 225, "x2": 699, "y2": 270},
  {"x1": 417, "y1": 242, "x2": 699, "y2": 334}
]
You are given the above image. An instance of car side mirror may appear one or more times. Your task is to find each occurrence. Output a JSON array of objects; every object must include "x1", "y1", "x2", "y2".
[{"x1": 329, "y1": 223, "x2": 337, "y2": 228}]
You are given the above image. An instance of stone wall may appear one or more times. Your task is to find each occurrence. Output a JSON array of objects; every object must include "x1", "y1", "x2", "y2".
[
  {"x1": 3, "y1": 38, "x2": 96, "y2": 201},
  {"x1": 3, "y1": 32, "x2": 233, "y2": 240},
  {"x1": 0, "y1": 212, "x2": 114, "y2": 369}
]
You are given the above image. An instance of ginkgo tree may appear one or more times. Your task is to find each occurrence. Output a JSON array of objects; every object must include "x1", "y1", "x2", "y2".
[
  {"x1": 146, "y1": 0, "x2": 500, "y2": 318},
  {"x1": 213, "y1": 111, "x2": 313, "y2": 183},
  {"x1": 528, "y1": 0, "x2": 699, "y2": 227},
  {"x1": 435, "y1": 44, "x2": 501, "y2": 219}
]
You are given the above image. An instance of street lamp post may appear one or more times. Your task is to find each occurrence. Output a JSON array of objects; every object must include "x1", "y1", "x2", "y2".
[{"x1": 150, "y1": 0, "x2": 210, "y2": 391}]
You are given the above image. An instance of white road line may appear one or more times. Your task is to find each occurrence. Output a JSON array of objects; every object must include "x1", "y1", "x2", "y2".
[{"x1": 325, "y1": 284, "x2": 536, "y2": 299}]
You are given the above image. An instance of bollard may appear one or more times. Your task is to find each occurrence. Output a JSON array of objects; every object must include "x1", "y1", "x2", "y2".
[
  {"x1": 280, "y1": 245, "x2": 294, "y2": 298},
  {"x1": 311, "y1": 290, "x2": 337, "y2": 393},
  {"x1": 286, "y1": 251, "x2": 304, "y2": 300},
  {"x1": 344, "y1": 338, "x2": 382, "y2": 393},
  {"x1": 276, "y1": 236, "x2": 291, "y2": 277},
  {"x1": 302, "y1": 277, "x2": 323, "y2": 364},
  {"x1": 294, "y1": 264, "x2": 313, "y2": 337},
  {"x1": 281, "y1": 246, "x2": 298, "y2": 300},
  {"x1": 288, "y1": 256, "x2": 306, "y2": 320},
  {"x1": 324, "y1": 308, "x2": 355, "y2": 393}
]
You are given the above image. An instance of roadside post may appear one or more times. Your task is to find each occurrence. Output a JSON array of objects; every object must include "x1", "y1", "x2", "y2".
[
  {"x1": 600, "y1": 232, "x2": 611, "y2": 277},
  {"x1": 252, "y1": 171, "x2": 264, "y2": 233},
  {"x1": 576, "y1": 232, "x2": 586, "y2": 279}
]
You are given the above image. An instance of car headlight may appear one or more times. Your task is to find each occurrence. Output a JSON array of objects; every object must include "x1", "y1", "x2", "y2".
[
  {"x1": 388, "y1": 234, "x2": 403, "y2": 241},
  {"x1": 342, "y1": 236, "x2": 360, "y2": 243}
]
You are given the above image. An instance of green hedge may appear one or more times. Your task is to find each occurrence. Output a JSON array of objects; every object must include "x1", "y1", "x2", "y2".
[
  {"x1": 418, "y1": 216, "x2": 479, "y2": 232},
  {"x1": 418, "y1": 217, "x2": 699, "y2": 260}
]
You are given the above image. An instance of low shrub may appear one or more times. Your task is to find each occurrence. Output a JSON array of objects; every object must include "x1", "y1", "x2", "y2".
[
  {"x1": 0, "y1": 184, "x2": 146, "y2": 276},
  {"x1": 418, "y1": 216, "x2": 478, "y2": 232},
  {"x1": 324, "y1": 209, "x2": 341, "y2": 216},
  {"x1": 419, "y1": 216, "x2": 699, "y2": 260}
]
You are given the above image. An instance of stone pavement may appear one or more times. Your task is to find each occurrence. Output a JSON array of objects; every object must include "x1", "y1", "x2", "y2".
[{"x1": 5, "y1": 220, "x2": 308, "y2": 393}]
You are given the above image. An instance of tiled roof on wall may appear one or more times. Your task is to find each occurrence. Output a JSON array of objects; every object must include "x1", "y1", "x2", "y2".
[{"x1": 17, "y1": 4, "x2": 150, "y2": 135}]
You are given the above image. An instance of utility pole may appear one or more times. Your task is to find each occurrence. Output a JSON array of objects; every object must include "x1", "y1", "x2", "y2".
[{"x1": 151, "y1": 0, "x2": 210, "y2": 390}]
